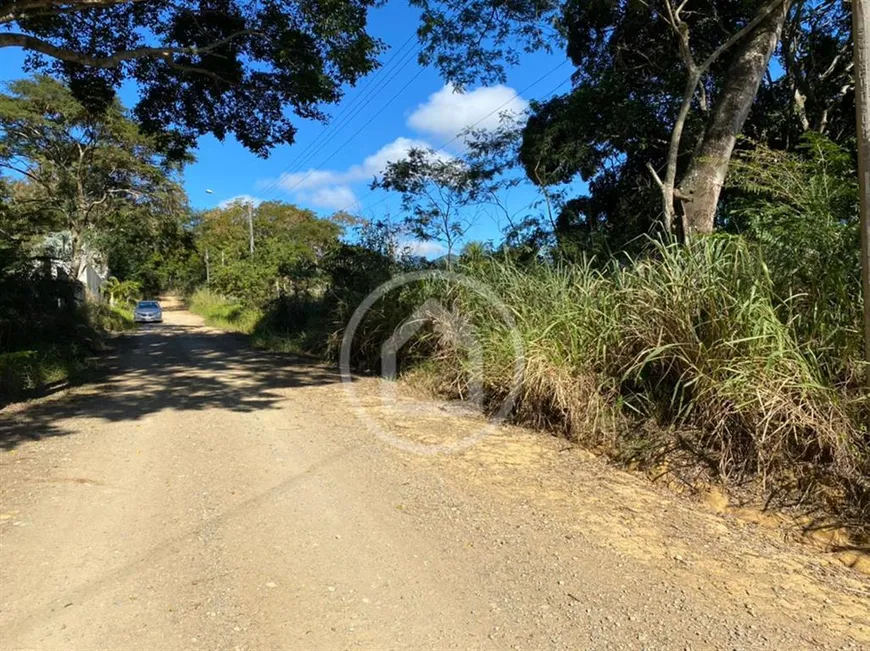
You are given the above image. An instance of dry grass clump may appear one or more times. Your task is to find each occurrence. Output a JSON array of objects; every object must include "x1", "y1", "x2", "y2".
[{"x1": 423, "y1": 237, "x2": 868, "y2": 531}]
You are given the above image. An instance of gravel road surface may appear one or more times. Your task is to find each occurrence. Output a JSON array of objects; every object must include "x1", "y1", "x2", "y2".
[{"x1": 1, "y1": 303, "x2": 868, "y2": 650}]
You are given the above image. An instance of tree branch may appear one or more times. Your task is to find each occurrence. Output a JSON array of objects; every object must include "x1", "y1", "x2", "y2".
[
  {"x1": 698, "y1": 0, "x2": 786, "y2": 72},
  {"x1": 0, "y1": 0, "x2": 151, "y2": 25},
  {"x1": 646, "y1": 161, "x2": 664, "y2": 189},
  {"x1": 0, "y1": 30, "x2": 259, "y2": 69},
  {"x1": 656, "y1": 0, "x2": 787, "y2": 233}
]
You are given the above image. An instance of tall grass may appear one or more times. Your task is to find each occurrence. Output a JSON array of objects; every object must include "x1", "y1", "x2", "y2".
[
  {"x1": 419, "y1": 237, "x2": 868, "y2": 530},
  {"x1": 188, "y1": 289, "x2": 262, "y2": 333},
  {"x1": 196, "y1": 236, "x2": 868, "y2": 531},
  {"x1": 0, "y1": 301, "x2": 134, "y2": 403}
]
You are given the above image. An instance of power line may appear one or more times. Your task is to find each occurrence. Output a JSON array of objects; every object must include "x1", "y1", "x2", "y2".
[
  {"x1": 260, "y1": 1, "x2": 477, "y2": 202},
  {"x1": 272, "y1": 65, "x2": 429, "y2": 199},
  {"x1": 429, "y1": 60, "x2": 570, "y2": 156},
  {"x1": 257, "y1": 32, "x2": 421, "y2": 199},
  {"x1": 338, "y1": 62, "x2": 574, "y2": 216},
  {"x1": 269, "y1": 45, "x2": 422, "y2": 191}
]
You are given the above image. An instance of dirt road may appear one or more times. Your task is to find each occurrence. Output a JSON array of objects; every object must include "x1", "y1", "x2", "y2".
[{"x1": 1, "y1": 304, "x2": 868, "y2": 650}]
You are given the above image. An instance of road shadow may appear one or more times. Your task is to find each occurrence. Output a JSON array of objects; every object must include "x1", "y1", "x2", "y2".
[{"x1": 0, "y1": 323, "x2": 340, "y2": 451}]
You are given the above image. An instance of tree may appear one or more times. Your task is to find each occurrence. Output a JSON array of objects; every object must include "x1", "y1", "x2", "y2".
[
  {"x1": 194, "y1": 200, "x2": 343, "y2": 304},
  {"x1": 93, "y1": 205, "x2": 201, "y2": 295},
  {"x1": 1, "y1": 0, "x2": 383, "y2": 157},
  {"x1": 0, "y1": 76, "x2": 187, "y2": 278},
  {"x1": 854, "y1": 0, "x2": 870, "y2": 392},
  {"x1": 666, "y1": 0, "x2": 791, "y2": 236},
  {"x1": 415, "y1": 0, "x2": 855, "y2": 241},
  {"x1": 374, "y1": 147, "x2": 494, "y2": 265},
  {"x1": 101, "y1": 276, "x2": 141, "y2": 306},
  {"x1": 728, "y1": 133, "x2": 861, "y2": 384}
]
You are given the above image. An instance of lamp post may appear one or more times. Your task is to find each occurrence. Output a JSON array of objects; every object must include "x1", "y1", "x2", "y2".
[
  {"x1": 204, "y1": 189, "x2": 214, "y2": 284},
  {"x1": 246, "y1": 200, "x2": 255, "y2": 257}
]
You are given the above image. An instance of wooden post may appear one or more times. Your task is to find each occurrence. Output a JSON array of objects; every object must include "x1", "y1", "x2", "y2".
[
  {"x1": 247, "y1": 201, "x2": 255, "y2": 256},
  {"x1": 854, "y1": 0, "x2": 870, "y2": 391}
]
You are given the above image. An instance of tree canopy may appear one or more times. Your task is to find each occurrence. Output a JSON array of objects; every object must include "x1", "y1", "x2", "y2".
[
  {"x1": 0, "y1": 75, "x2": 188, "y2": 276},
  {"x1": 195, "y1": 199, "x2": 344, "y2": 303},
  {"x1": 0, "y1": 0, "x2": 384, "y2": 157},
  {"x1": 374, "y1": 147, "x2": 499, "y2": 262},
  {"x1": 414, "y1": 0, "x2": 856, "y2": 247}
]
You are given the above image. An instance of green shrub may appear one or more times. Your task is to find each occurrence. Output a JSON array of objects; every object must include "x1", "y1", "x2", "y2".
[
  {"x1": 87, "y1": 302, "x2": 136, "y2": 332},
  {"x1": 0, "y1": 299, "x2": 138, "y2": 402},
  {"x1": 189, "y1": 289, "x2": 261, "y2": 333},
  {"x1": 101, "y1": 277, "x2": 142, "y2": 308},
  {"x1": 1, "y1": 349, "x2": 65, "y2": 396},
  {"x1": 250, "y1": 294, "x2": 332, "y2": 356},
  {"x1": 728, "y1": 133, "x2": 862, "y2": 387},
  {"x1": 403, "y1": 237, "x2": 868, "y2": 529}
]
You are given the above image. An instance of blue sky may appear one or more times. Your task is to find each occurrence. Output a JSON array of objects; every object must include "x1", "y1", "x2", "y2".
[{"x1": 0, "y1": 2, "x2": 576, "y2": 256}]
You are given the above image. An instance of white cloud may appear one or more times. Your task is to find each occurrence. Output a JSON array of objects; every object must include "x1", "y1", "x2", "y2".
[
  {"x1": 217, "y1": 194, "x2": 263, "y2": 209},
  {"x1": 407, "y1": 84, "x2": 529, "y2": 145},
  {"x1": 277, "y1": 169, "x2": 343, "y2": 193},
  {"x1": 348, "y1": 137, "x2": 449, "y2": 180},
  {"x1": 308, "y1": 186, "x2": 358, "y2": 211},
  {"x1": 402, "y1": 239, "x2": 448, "y2": 259},
  {"x1": 263, "y1": 137, "x2": 441, "y2": 211},
  {"x1": 255, "y1": 83, "x2": 528, "y2": 213},
  {"x1": 276, "y1": 137, "x2": 435, "y2": 191}
]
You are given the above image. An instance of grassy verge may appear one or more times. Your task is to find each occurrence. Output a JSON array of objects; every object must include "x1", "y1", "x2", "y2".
[
  {"x1": 418, "y1": 238, "x2": 869, "y2": 533},
  {"x1": 189, "y1": 289, "x2": 328, "y2": 356},
  {"x1": 188, "y1": 289, "x2": 262, "y2": 333},
  {"x1": 91, "y1": 302, "x2": 137, "y2": 333},
  {"x1": 189, "y1": 238, "x2": 869, "y2": 535},
  {"x1": 0, "y1": 302, "x2": 135, "y2": 403},
  {"x1": 0, "y1": 346, "x2": 91, "y2": 396}
]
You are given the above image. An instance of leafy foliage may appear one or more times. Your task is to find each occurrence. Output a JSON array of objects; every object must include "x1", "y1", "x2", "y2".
[
  {"x1": 2, "y1": 0, "x2": 384, "y2": 156},
  {"x1": 728, "y1": 133, "x2": 862, "y2": 385},
  {"x1": 412, "y1": 0, "x2": 563, "y2": 87},
  {"x1": 194, "y1": 199, "x2": 343, "y2": 306},
  {"x1": 101, "y1": 277, "x2": 142, "y2": 307},
  {"x1": 374, "y1": 147, "x2": 498, "y2": 261},
  {"x1": 414, "y1": 0, "x2": 856, "y2": 251},
  {"x1": 402, "y1": 239, "x2": 868, "y2": 529},
  {"x1": 0, "y1": 76, "x2": 188, "y2": 276}
]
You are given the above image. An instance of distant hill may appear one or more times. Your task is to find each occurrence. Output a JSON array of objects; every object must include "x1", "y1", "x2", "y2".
[{"x1": 432, "y1": 253, "x2": 459, "y2": 268}]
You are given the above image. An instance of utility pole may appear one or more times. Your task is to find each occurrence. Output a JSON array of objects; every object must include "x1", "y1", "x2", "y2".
[
  {"x1": 855, "y1": 0, "x2": 870, "y2": 391},
  {"x1": 205, "y1": 248, "x2": 210, "y2": 285},
  {"x1": 247, "y1": 201, "x2": 255, "y2": 257}
]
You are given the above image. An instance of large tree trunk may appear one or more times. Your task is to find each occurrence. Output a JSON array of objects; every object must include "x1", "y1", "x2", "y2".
[
  {"x1": 69, "y1": 227, "x2": 84, "y2": 280},
  {"x1": 677, "y1": 0, "x2": 790, "y2": 237}
]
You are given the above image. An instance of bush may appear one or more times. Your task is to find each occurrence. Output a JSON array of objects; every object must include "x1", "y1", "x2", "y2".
[
  {"x1": 728, "y1": 134, "x2": 862, "y2": 387},
  {"x1": 208, "y1": 260, "x2": 275, "y2": 307},
  {"x1": 88, "y1": 302, "x2": 136, "y2": 332},
  {"x1": 0, "y1": 249, "x2": 80, "y2": 353},
  {"x1": 101, "y1": 277, "x2": 142, "y2": 308},
  {"x1": 0, "y1": 347, "x2": 80, "y2": 397},
  {"x1": 0, "y1": 301, "x2": 132, "y2": 403},
  {"x1": 250, "y1": 294, "x2": 332, "y2": 355},
  {"x1": 189, "y1": 289, "x2": 261, "y2": 333},
  {"x1": 392, "y1": 237, "x2": 868, "y2": 530}
]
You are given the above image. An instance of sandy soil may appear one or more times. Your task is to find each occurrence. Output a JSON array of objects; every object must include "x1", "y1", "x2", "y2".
[{"x1": 1, "y1": 302, "x2": 868, "y2": 650}]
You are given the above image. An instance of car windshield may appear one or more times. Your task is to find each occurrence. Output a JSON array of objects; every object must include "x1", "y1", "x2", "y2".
[{"x1": 137, "y1": 301, "x2": 159, "y2": 309}]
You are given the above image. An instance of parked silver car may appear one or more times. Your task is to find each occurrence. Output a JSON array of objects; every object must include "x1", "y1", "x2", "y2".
[{"x1": 134, "y1": 300, "x2": 163, "y2": 323}]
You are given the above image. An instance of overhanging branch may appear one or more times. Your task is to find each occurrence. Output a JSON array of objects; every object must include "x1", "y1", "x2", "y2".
[
  {"x1": 0, "y1": 0, "x2": 152, "y2": 24},
  {"x1": 0, "y1": 30, "x2": 259, "y2": 70}
]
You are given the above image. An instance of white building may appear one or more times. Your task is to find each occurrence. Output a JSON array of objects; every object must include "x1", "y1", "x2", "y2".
[{"x1": 41, "y1": 232, "x2": 109, "y2": 301}]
